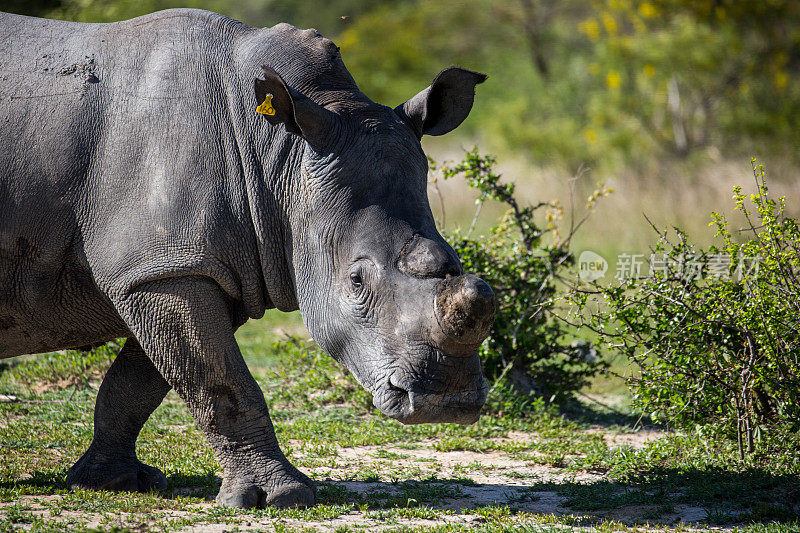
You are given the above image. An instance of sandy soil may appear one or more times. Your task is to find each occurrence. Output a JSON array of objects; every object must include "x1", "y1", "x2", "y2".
[{"x1": 2, "y1": 428, "x2": 723, "y2": 532}]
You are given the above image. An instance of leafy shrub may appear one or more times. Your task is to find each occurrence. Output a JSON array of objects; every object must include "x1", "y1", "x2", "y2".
[
  {"x1": 433, "y1": 148, "x2": 608, "y2": 403},
  {"x1": 572, "y1": 159, "x2": 800, "y2": 455}
]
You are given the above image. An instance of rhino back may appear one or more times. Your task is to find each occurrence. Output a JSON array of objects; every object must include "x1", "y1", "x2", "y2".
[{"x1": 0, "y1": 10, "x2": 272, "y2": 356}]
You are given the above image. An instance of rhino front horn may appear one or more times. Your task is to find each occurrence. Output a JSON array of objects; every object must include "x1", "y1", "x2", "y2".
[{"x1": 435, "y1": 274, "x2": 495, "y2": 346}]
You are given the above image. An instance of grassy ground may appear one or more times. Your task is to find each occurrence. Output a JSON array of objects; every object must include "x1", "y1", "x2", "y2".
[
  {"x1": 1, "y1": 315, "x2": 798, "y2": 532},
  {"x1": 2, "y1": 152, "x2": 800, "y2": 531}
]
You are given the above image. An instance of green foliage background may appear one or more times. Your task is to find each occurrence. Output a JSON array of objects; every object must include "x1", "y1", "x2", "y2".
[
  {"x1": 4, "y1": 0, "x2": 799, "y2": 172},
  {"x1": 5, "y1": 0, "x2": 800, "y2": 427}
]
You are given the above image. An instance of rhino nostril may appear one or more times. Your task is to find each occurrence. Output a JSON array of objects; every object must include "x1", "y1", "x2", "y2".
[
  {"x1": 445, "y1": 263, "x2": 462, "y2": 278},
  {"x1": 387, "y1": 375, "x2": 414, "y2": 408},
  {"x1": 387, "y1": 376, "x2": 406, "y2": 394}
]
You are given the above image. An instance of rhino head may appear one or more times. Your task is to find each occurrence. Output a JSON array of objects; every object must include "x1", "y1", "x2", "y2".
[{"x1": 255, "y1": 66, "x2": 494, "y2": 425}]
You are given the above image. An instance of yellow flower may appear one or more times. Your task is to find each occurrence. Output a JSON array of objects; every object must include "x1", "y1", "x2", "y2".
[
  {"x1": 774, "y1": 71, "x2": 788, "y2": 89},
  {"x1": 643, "y1": 64, "x2": 656, "y2": 77},
  {"x1": 638, "y1": 2, "x2": 658, "y2": 18},
  {"x1": 583, "y1": 128, "x2": 598, "y2": 144},
  {"x1": 580, "y1": 18, "x2": 601, "y2": 42},
  {"x1": 606, "y1": 70, "x2": 622, "y2": 89},
  {"x1": 601, "y1": 12, "x2": 618, "y2": 34}
]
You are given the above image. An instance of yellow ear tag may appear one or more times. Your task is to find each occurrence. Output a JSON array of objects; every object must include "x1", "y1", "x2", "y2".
[{"x1": 256, "y1": 94, "x2": 276, "y2": 116}]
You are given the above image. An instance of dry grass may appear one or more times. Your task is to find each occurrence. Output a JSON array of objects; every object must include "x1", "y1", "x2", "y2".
[{"x1": 425, "y1": 141, "x2": 800, "y2": 264}]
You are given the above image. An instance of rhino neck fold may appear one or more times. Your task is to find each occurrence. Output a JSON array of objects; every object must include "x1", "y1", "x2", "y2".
[
  {"x1": 227, "y1": 62, "x2": 306, "y2": 314},
  {"x1": 230, "y1": 25, "x2": 363, "y2": 316},
  {"x1": 244, "y1": 133, "x2": 305, "y2": 314}
]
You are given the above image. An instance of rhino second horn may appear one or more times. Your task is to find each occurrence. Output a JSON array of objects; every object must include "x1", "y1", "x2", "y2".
[{"x1": 435, "y1": 274, "x2": 495, "y2": 346}]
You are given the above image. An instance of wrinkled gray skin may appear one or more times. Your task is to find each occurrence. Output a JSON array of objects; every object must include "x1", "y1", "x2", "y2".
[{"x1": 0, "y1": 9, "x2": 495, "y2": 508}]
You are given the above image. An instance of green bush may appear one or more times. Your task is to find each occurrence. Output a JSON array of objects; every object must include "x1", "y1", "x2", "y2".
[
  {"x1": 434, "y1": 148, "x2": 608, "y2": 404},
  {"x1": 572, "y1": 159, "x2": 800, "y2": 455}
]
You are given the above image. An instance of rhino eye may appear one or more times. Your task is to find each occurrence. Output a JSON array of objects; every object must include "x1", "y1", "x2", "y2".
[{"x1": 350, "y1": 272, "x2": 363, "y2": 289}]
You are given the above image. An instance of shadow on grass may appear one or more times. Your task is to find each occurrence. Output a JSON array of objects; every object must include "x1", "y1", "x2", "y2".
[
  {"x1": 0, "y1": 470, "x2": 68, "y2": 492},
  {"x1": 0, "y1": 470, "x2": 220, "y2": 500},
  {"x1": 3, "y1": 467, "x2": 797, "y2": 528},
  {"x1": 536, "y1": 467, "x2": 800, "y2": 526},
  {"x1": 557, "y1": 398, "x2": 659, "y2": 429},
  {"x1": 317, "y1": 467, "x2": 800, "y2": 527},
  {"x1": 164, "y1": 472, "x2": 220, "y2": 500}
]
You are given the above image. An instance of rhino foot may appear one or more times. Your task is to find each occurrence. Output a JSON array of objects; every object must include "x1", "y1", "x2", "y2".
[
  {"x1": 67, "y1": 449, "x2": 167, "y2": 493},
  {"x1": 216, "y1": 477, "x2": 316, "y2": 509}
]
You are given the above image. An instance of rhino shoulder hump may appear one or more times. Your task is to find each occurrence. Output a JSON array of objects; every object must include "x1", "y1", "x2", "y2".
[{"x1": 267, "y1": 22, "x2": 341, "y2": 60}]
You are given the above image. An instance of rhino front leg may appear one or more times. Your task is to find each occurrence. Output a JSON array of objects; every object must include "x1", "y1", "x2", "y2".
[
  {"x1": 114, "y1": 277, "x2": 316, "y2": 509},
  {"x1": 68, "y1": 337, "x2": 171, "y2": 493}
]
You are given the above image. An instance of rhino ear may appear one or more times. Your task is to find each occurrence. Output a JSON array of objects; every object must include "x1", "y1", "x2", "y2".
[
  {"x1": 395, "y1": 66, "x2": 487, "y2": 138},
  {"x1": 253, "y1": 66, "x2": 338, "y2": 148}
]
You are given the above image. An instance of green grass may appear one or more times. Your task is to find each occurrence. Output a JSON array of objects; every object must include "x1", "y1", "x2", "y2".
[{"x1": 1, "y1": 320, "x2": 799, "y2": 532}]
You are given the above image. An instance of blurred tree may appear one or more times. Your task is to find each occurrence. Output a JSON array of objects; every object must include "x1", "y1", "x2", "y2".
[
  {"x1": 581, "y1": 0, "x2": 800, "y2": 158},
  {"x1": 2, "y1": 0, "x2": 63, "y2": 17},
  {"x1": 339, "y1": 0, "x2": 800, "y2": 168},
  {"x1": 336, "y1": 0, "x2": 499, "y2": 106},
  {"x1": 516, "y1": 0, "x2": 555, "y2": 77},
  {"x1": 4, "y1": 0, "x2": 798, "y2": 169},
  {"x1": 260, "y1": 0, "x2": 399, "y2": 37},
  {"x1": 43, "y1": 0, "x2": 219, "y2": 23},
  {"x1": 1, "y1": 0, "x2": 400, "y2": 35},
  {"x1": 493, "y1": 0, "x2": 588, "y2": 79}
]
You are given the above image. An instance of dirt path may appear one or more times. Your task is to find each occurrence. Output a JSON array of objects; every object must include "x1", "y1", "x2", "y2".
[
  {"x1": 1, "y1": 430, "x2": 734, "y2": 531},
  {"x1": 290, "y1": 435, "x2": 710, "y2": 530}
]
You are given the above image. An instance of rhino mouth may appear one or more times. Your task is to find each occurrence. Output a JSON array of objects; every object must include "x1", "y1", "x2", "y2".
[{"x1": 372, "y1": 367, "x2": 488, "y2": 425}]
